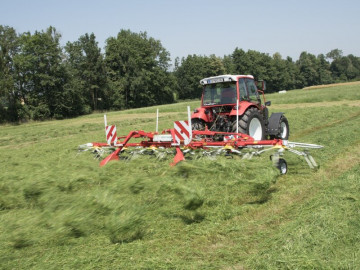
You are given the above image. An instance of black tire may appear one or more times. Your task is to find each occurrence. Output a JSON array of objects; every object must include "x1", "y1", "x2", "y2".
[
  {"x1": 270, "y1": 116, "x2": 289, "y2": 140},
  {"x1": 277, "y1": 158, "x2": 288, "y2": 174},
  {"x1": 232, "y1": 107, "x2": 265, "y2": 140},
  {"x1": 191, "y1": 119, "x2": 206, "y2": 131}
]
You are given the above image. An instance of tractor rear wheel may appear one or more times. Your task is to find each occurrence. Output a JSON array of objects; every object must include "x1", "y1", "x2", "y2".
[{"x1": 232, "y1": 108, "x2": 265, "y2": 140}]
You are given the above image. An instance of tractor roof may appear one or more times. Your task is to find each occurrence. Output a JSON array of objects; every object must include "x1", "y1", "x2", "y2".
[{"x1": 200, "y1": 74, "x2": 254, "y2": 85}]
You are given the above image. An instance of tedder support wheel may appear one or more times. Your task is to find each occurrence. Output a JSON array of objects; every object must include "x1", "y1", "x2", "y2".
[
  {"x1": 270, "y1": 115, "x2": 290, "y2": 140},
  {"x1": 277, "y1": 158, "x2": 288, "y2": 174},
  {"x1": 232, "y1": 107, "x2": 265, "y2": 140}
]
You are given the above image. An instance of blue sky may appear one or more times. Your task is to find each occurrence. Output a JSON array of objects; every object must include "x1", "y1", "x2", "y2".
[{"x1": 2, "y1": 0, "x2": 360, "y2": 64}]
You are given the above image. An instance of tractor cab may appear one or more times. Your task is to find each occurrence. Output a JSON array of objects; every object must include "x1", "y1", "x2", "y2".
[{"x1": 200, "y1": 75, "x2": 263, "y2": 107}]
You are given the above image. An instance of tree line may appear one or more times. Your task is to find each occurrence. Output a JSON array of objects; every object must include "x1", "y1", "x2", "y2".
[{"x1": 1, "y1": 25, "x2": 359, "y2": 122}]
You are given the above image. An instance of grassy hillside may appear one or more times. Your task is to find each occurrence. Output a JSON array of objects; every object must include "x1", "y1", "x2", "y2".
[{"x1": 0, "y1": 83, "x2": 359, "y2": 269}]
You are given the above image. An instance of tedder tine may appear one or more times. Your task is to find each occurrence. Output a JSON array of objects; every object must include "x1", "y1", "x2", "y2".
[
  {"x1": 171, "y1": 147, "x2": 185, "y2": 166},
  {"x1": 100, "y1": 148, "x2": 122, "y2": 167}
]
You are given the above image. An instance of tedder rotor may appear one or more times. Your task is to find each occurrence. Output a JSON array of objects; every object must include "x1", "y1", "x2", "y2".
[{"x1": 78, "y1": 106, "x2": 323, "y2": 174}]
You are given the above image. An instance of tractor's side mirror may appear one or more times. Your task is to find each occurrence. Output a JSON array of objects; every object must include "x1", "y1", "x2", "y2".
[{"x1": 265, "y1": 101, "x2": 271, "y2": 106}]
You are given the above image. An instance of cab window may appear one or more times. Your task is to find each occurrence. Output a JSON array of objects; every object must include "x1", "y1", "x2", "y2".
[
  {"x1": 238, "y1": 79, "x2": 247, "y2": 101},
  {"x1": 245, "y1": 79, "x2": 259, "y2": 102},
  {"x1": 202, "y1": 82, "x2": 237, "y2": 105}
]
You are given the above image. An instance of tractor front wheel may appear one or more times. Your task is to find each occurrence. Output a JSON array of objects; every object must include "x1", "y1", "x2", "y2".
[
  {"x1": 192, "y1": 119, "x2": 206, "y2": 131},
  {"x1": 232, "y1": 108, "x2": 265, "y2": 140},
  {"x1": 192, "y1": 119, "x2": 206, "y2": 140}
]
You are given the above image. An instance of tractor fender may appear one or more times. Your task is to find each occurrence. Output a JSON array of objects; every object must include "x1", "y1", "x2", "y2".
[
  {"x1": 268, "y1": 112, "x2": 285, "y2": 135},
  {"x1": 191, "y1": 107, "x2": 213, "y2": 123},
  {"x1": 229, "y1": 102, "x2": 260, "y2": 117}
]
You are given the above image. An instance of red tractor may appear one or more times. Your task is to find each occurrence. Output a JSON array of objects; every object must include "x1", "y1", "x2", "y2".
[{"x1": 191, "y1": 75, "x2": 289, "y2": 140}]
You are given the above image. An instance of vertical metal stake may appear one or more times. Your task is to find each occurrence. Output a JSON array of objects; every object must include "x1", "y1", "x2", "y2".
[
  {"x1": 187, "y1": 106, "x2": 192, "y2": 141},
  {"x1": 104, "y1": 114, "x2": 108, "y2": 140},
  {"x1": 236, "y1": 99, "x2": 239, "y2": 138},
  {"x1": 156, "y1": 109, "x2": 159, "y2": 133}
]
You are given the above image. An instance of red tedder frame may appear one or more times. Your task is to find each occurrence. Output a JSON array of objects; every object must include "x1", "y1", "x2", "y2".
[{"x1": 93, "y1": 128, "x2": 283, "y2": 167}]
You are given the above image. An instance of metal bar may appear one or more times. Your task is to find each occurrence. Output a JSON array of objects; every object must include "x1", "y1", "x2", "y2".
[
  {"x1": 236, "y1": 99, "x2": 239, "y2": 138},
  {"x1": 304, "y1": 155, "x2": 315, "y2": 169},
  {"x1": 286, "y1": 141, "x2": 323, "y2": 149},
  {"x1": 187, "y1": 106, "x2": 192, "y2": 142},
  {"x1": 156, "y1": 109, "x2": 159, "y2": 133},
  {"x1": 308, "y1": 154, "x2": 318, "y2": 167}
]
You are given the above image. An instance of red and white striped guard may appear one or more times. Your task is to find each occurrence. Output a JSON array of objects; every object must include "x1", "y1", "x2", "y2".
[
  {"x1": 174, "y1": 120, "x2": 192, "y2": 145},
  {"x1": 105, "y1": 125, "x2": 117, "y2": 145}
]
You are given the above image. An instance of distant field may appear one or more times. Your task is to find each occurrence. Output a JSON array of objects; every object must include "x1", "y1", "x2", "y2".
[
  {"x1": 0, "y1": 83, "x2": 359, "y2": 269},
  {"x1": 303, "y1": 80, "x2": 360, "y2": 90}
]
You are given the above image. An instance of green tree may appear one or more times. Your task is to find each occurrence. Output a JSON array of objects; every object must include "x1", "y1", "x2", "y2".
[
  {"x1": 0, "y1": 25, "x2": 21, "y2": 121},
  {"x1": 232, "y1": 49, "x2": 273, "y2": 80},
  {"x1": 65, "y1": 33, "x2": 107, "y2": 112},
  {"x1": 317, "y1": 54, "x2": 333, "y2": 84},
  {"x1": 270, "y1": 52, "x2": 294, "y2": 91},
  {"x1": 296, "y1": 51, "x2": 319, "y2": 87},
  {"x1": 347, "y1": 54, "x2": 360, "y2": 80},
  {"x1": 222, "y1": 54, "x2": 235, "y2": 74},
  {"x1": 105, "y1": 30, "x2": 175, "y2": 110},
  {"x1": 175, "y1": 54, "x2": 226, "y2": 99},
  {"x1": 326, "y1": 49, "x2": 343, "y2": 61},
  {"x1": 232, "y1": 48, "x2": 277, "y2": 91},
  {"x1": 13, "y1": 26, "x2": 68, "y2": 119},
  {"x1": 329, "y1": 54, "x2": 360, "y2": 81}
]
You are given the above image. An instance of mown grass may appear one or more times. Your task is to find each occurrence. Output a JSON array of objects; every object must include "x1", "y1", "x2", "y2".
[{"x1": 0, "y1": 83, "x2": 360, "y2": 269}]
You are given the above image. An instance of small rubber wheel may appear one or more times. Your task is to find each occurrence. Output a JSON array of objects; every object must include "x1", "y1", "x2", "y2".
[{"x1": 277, "y1": 158, "x2": 288, "y2": 174}]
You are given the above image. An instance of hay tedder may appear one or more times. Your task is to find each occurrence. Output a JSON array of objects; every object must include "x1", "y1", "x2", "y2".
[
  {"x1": 78, "y1": 106, "x2": 323, "y2": 174},
  {"x1": 79, "y1": 75, "x2": 323, "y2": 174}
]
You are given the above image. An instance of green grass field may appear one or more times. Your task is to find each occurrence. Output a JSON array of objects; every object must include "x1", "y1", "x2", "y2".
[{"x1": 0, "y1": 83, "x2": 360, "y2": 269}]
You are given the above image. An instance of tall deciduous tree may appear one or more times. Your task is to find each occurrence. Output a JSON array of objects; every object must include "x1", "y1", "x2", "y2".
[
  {"x1": 65, "y1": 33, "x2": 107, "y2": 112},
  {"x1": 105, "y1": 30, "x2": 175, "y2": 109},
  {"x1": 12, "y1": 26, "x2": 67, "y2": 119},
  {"x1": 317, "y1": 54, "x2": 333, "y2": 84},
  {"x1": 0, "y1": 25, "x2": 20, "y2": 121},
  {"x1": 175, "y1": 54, "x2": 226, "y2": 99},
  {"x1": 297, "y1": 51, "x2": 319, "y2": 87},
  {"x1": 329, "y1": 53, "x2": 360, "y2": 81}
]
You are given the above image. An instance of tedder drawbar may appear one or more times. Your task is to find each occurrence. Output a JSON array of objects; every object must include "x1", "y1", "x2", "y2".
[{"x1": 78, "y1": 106, "x2": 323, "y2": 174}]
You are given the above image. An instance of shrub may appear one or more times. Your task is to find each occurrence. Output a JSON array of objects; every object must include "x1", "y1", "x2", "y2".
[{"x1": 32, "y1": 104, "x2": 51, "y2": 121}]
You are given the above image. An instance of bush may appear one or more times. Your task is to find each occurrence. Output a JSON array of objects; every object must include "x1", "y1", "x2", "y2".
[{"x1": 32, "y1": 104, "x2": 51, "y2": 121}]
